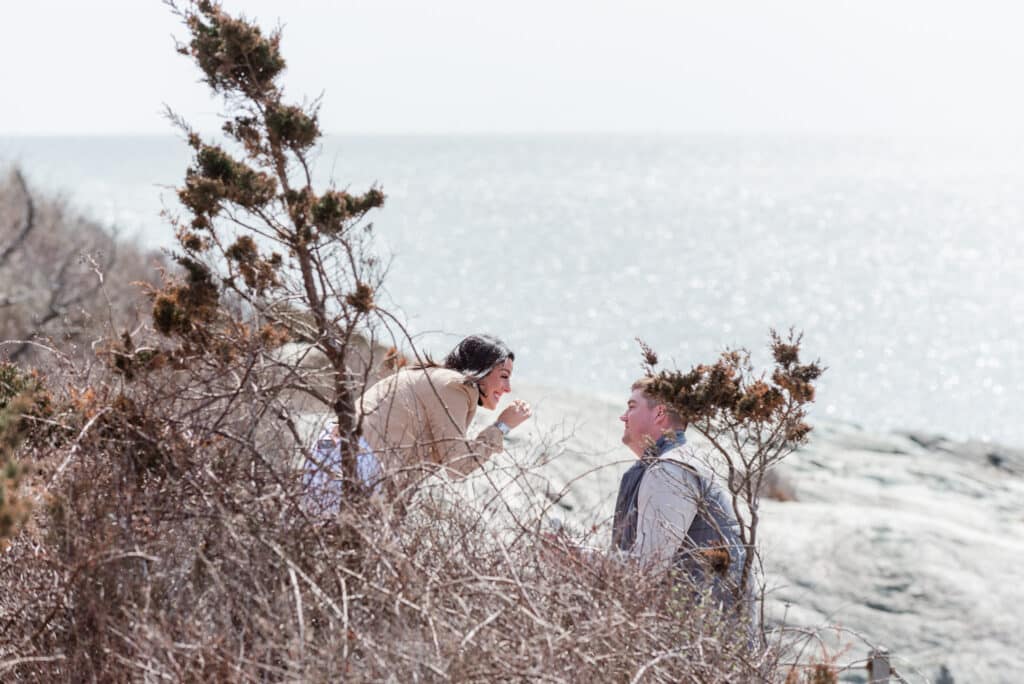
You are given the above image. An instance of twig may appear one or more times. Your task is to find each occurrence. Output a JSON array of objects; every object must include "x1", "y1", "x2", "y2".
[
  {"x1": 0, "y1": 654, "x2": 65, "y2": 674},
  {"x1": 0, "y1": 169, "x2": 35, "y2": 267}
]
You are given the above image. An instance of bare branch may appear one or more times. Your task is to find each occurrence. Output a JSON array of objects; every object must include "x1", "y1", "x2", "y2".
[{"x1": 0, "y1": 169, "x2": 35, "y2": 268}]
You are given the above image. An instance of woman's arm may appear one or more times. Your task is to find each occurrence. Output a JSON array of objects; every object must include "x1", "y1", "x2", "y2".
[{"x1": 424, "y1": 378, "x2": 504, "y2": 478}]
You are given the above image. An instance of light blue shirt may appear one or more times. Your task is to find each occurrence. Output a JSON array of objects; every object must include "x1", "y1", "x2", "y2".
[{"x1": 303, "y1": 427, "x2": 382, "y2": 509}]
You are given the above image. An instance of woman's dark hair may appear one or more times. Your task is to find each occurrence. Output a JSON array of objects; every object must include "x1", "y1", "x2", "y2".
[{"x1": 443, "y1": 334, "x2": 514, "y2": 383}]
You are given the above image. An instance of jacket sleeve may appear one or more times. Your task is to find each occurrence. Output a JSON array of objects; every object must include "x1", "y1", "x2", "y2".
[
  {"x1": 633, "y1": 462, "x2": 701, "y2": 574},
  {"x1": 423, "y1": 377, "x2": 504, "y2": 478}
]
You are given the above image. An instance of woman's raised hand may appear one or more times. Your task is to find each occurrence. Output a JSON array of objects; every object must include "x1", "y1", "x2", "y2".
[{"x1": 498, "y1": 399, "x2": 532, "y2": 429}]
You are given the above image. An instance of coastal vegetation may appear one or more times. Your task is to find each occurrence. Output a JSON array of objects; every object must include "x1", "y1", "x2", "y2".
[
  {"x1": 0, "y1": 169, "x2": 160, "y2": 365},
  {"x1": 0, "y1": 2, "x2": 835, "y2": 680}
]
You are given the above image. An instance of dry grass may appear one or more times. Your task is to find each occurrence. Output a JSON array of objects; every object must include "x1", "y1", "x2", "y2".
[{"x1": 0, "y1": 343, "x2": 794, "y2": 682}]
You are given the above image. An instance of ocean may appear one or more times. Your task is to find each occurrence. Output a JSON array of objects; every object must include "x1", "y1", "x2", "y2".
[{"x1": 2, "y1": 134, "x2": 1023, "y2": 447}]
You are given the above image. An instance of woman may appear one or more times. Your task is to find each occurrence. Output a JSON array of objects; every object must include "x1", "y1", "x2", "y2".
[
  {"x1": 306, "y1": 335, "x2": 531, "y2": 503},
  {"x1": 360, "y1": 334, "x2": 531, "y2": 489}
]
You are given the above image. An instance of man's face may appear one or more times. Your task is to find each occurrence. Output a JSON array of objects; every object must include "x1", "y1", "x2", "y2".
[{"x1": 619, "y1": 388, "x2": 661, "y2": 456}]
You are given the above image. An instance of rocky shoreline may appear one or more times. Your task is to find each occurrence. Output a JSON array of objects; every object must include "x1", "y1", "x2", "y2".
[{"x1": 492, "y1": 383, "x2": 1024, "y2": 683}]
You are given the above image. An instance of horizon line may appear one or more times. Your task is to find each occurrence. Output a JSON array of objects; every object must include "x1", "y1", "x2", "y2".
[{"x1": 4, "y1": 128, "x2": 1023, "y2": 140}]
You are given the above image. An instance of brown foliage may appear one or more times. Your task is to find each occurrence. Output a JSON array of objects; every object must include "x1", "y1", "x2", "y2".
[
  {"x1": 179, "y1": 0, "x2": 286, "y2": 100},
  {"x1": 161, "y1": 0, "x2": 391, "y2": 495},
  {"x1": 0, "y1": 363, "x2": 57, "y2": 545},
  {"x1": 637, "y1": 330, "x2": 824, "y2": 610}
]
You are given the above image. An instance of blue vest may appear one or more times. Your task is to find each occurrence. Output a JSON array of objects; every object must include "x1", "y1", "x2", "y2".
[{"x1": 612, "y1": 431, "x2": 747, "y2": 608}]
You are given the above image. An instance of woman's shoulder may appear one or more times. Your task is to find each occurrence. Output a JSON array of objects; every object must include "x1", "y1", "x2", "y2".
[
  {"x1": 423, "y1": 366, "x2": 468, "y2": 384},
  {"x1": 364, "y1": 366, "x2": 475, "y2": 406},
  {"x1": 417, "y1": 367, "x2": 475, "y2": 399},
  {"x1": 400, "y1": 368, "x2": 477, "y2": 421}
]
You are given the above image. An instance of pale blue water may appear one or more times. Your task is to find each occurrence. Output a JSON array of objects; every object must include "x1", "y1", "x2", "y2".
[{"x1": 3, "y1": 134, "x2": 1023, "y2": 446}]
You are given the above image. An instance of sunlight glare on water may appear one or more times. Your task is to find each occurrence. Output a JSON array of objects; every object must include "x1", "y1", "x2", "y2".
[{"x1": 2, "y1": 133, "x2": 1022, "y2": 445}]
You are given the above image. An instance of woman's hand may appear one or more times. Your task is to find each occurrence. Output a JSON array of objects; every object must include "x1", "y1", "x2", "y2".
[{"x1": 498, "y1": 399, "x2": 532, "y2": 429}]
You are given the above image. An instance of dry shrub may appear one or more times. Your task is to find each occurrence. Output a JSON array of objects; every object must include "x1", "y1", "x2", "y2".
[
  {"x1": 0, "y1": 326, "x2": 797, "y2": 680},
  {"x1": 0, "y1": 169, "x2": 162, "y2": 364}
]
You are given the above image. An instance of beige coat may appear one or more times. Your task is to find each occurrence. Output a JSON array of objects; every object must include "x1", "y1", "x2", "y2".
[{"x1": 358, "y1": 366, "x2": 504, "y2": 486}]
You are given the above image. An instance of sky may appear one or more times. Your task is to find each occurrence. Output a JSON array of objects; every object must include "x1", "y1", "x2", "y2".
[{"x1": 2, "y1": 0, "x2": 1024, "y2": 136}]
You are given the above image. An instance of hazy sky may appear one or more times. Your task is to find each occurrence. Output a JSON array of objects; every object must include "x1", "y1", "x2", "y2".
[{"x1": 3, "y1": 0, "x2": 1024, "y2": 135}]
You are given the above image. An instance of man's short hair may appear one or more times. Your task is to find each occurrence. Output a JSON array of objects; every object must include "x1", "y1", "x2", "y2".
[{"x1": 631, "y1": 377, "x2": 686, "y2": 428}]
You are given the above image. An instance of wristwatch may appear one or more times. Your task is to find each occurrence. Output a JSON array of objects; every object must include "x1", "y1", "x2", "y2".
[{"x1": 494, "y1": 421, "x2": 511, "y2": 436}]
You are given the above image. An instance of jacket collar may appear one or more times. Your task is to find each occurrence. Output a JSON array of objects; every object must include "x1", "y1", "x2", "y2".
[{"x1": 642, "y1": 429, "x2": 687, "y2": 461}]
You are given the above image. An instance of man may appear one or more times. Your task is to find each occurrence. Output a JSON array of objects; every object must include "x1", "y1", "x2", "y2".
[{"x1": 613, "y1": 377, "x2": 748, "y2": 611}]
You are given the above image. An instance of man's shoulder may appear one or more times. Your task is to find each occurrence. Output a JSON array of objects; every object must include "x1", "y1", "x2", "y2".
[
  {"x1": 643, "y1": 454, "x2": 699, "y2": 489},
  {"x1": 636, "y1": 452, "x2": 703, "y2": 523},
  {"x1": 652, "y1": 444, "x2": 700, "y2": 474},
  {"x1": 647, "y1": 444, "x2": 717, "y2": 492}
]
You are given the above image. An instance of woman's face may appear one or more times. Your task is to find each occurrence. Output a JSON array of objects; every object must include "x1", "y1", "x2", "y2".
[{"x1": 478, "y1": 358, "x2": 514, "y2": 410}]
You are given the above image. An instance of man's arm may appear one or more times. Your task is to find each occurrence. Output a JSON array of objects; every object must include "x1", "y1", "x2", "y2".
[{"x1": 633, "y1": 461, "x2": 702, "y2": 574}]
